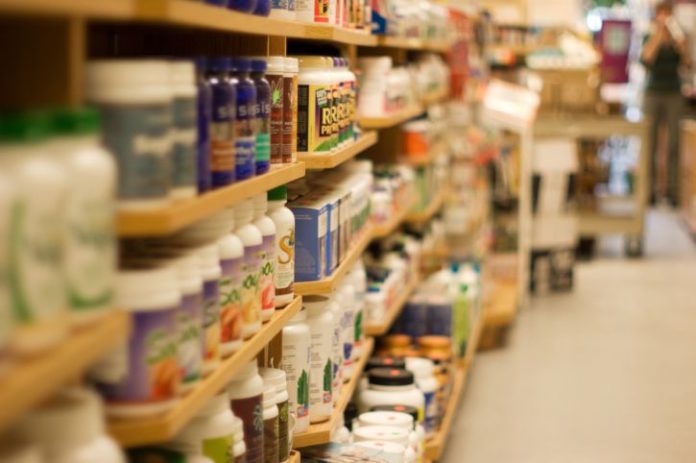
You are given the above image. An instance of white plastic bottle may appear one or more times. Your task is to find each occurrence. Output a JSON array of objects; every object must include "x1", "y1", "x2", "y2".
[
  {"x1": 281, "y1": 308, "x2": 311, "y2": 434},
  {"x1": 338, "y1": 282, "x2": 355, "y2": 381},
  {"x1": 253, "y1": 194, "x2": 277, "y2": 322},
  {"x1": 349, "y1": 261, "x2": 366, "y2": 359},
  {"x1": 228, "y1": 361, "x2": 265, "y2": 463},
  {"x1": 295, "y1": 56, "x2": 336, "y2": 154},
  {"x1": 260, "y1": 368, "x2": 290, "y2": 463},
  {"x1": 262, "y1": 384, "x2": 279, "y2": 463},
  {"x1": 267, "y1": 186, "x2": 295, "y2": 308},
  {"x1": 198, "y1": 244, "x2": 222, "y2": 375},
  {"x1": 405, "y1": 357, "x2": 439, "y2": 437},
  {"x1": 328, "y1": 296, "x2": 343, "y2": 399},
  {"x1": 169, "y1": 61, "x2": 198, "y2": 200},
  {"x1": 234, "y1": 201, "x2": 263, "y2": 339},
  {"x1": 358, "y1": 368, "x2": 425, "y2": 424},
  {"x1": 304, "y1": 296, "x2": 334, "y2": 424},
  {"x1": 215, "y1": 211, "x2": 244, "y2": 356}
]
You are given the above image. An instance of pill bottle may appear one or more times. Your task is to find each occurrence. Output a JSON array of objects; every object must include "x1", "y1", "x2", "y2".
[
  {"x1": 253, "y1": 194, "x2": 276, "y2": 322},
  {"x1": 196, "y1": 57, "x2": 212, "y2": 193},
  {"x1": 283, "y1": 57, "x2": 298, "y2": 163},
  {"x1": 357, "y1": 57, "x2": 392, "y2": 118},
  {"x1": 262, "y1": 384, "x2": 279, "y2": 463},
  {"x1": 253, "y1": 0, "x2": 271, "y2": 15},
  {"x1": 356, "y1": 411, "x2": 422, "y2": 460},
  {"x1": 358, "y1": 368, "x2": 425, "y2": 423},
  {"x1": 267, "y1": 186, "x2": 295, "y2": 308},
  {"x1": 281, "y1": 308, "x2": 311, "y2": 434},
  {"x1": 304, "y1": 296, "x2": 334, "y2": 423},
  {"x1": 338, "y1": 283, "x2": 355, "y2": 380},
  {"x1": 86, "y1": 60, "x2": 173, "y2": 209},
  {"x1": 230, "y1": 58, "x2": 257, "y2": 181},
  {"x1": 295, "y1": 56, "x2": 334, "y2": 155},
  {"x1": 20, "y1": 387, "x2": 126, "y2": 463},
  {"x1": 232, "y1": 415, "x2": 247, "y2": 463},
  {"x1": 0, "y1": 112, "x2": 68, "y2": 356},
  {"x1": 234, "y1": 200, "x2": 263, "y2": 338},
  {"x1": 228, "y1": 361, "x2": 265, "y2": 463},
  {"x1": 265, "y1": 57, "x2": 285, "y2": 165},
  {"x1": 352, "y1": 426, "x2": 415, "y2": 463},
  {"x1": 196, "y1": 244, "x2": 223, "y2": 375},
  {"x1": 337, "y1": 58, "x2": 357, "y2": 144},
  {"x1": 328, "y1": 296, "x2": 343, "y2": 398},
  {"x1": 349, "y1": 261, "x2": 366, "y2": 357},
  {"x1": 228, "y1": 0, "x2": 257, "y2": 14},
  {"x1": 353, "y1": 441, "x2": 405, "y2": 463},
  {"x1": 250, "y1": 59, "x2": 271, "y2": 175},
  {"x1": 405, "y1": 357, "x2": 439, "y2": 436},
  {"x1": 205, "y1": 57, "x2": 236, "y2": 188},
  {"x1": 169, "y1": 61, "x2": 198, "y2": 200},
  {"x1": 260, "y1": 368, "x2": 290, "y2": 463}
]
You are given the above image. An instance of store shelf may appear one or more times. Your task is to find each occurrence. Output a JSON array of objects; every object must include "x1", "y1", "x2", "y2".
[
  {"x1": 0, "y1": 310, "x2": 129, "y2": 435},
  {"x1": 110, "y1": 296, "x2": 303, "y2": 447},
  {"x1": 293, "y1": 337, "x2": 375, "y2": 448},
  {"x1": 372, "y1": 195, "x2": 417, "y2": 239},
  {"x1": 365, "y1": 277, "x2": 418, "y2": 336},
  {"x1": 117, "y1": 162, "x2": 305, "y2": 237},
  {"x1": 294, "y1": 224, "x2": 374, "y2": 295},
  {"x1": 484, "y1": 280, "x2": 519, "y2": 328},
  {"x1": 405, "y1": 189, "x2": 447, "y2": 224},
  {"x1": 0, "y1": 0, "x2": 136, "y2": 17},
  {"x1": 377, "y1": 36, "x2": 453, "y2": 52},
  {"x1": 359, "y1": 106, "x2": 424, "y2": 130},
  {"x1": 421, "y1": 88, "x2": 450, "y2": 106},
  {"x1": 297, "y1": 132, "x2": 378, "y2": 170}
]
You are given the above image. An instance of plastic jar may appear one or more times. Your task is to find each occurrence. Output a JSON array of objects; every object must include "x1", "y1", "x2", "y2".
[
  {"x1": 356, "y1": 411, "x2": 421, "y2": 460},
  {"x1": 358, "y1": 368, "x2": 425, "y2": 423},
  {"x1": 228, "y1": 0, "x2": 257, "y2": 14},
  {"x1": 267, "y1": 186, "x2": 294, "y2": 307},
  {"x1": 295, "y1": 56, "x2": 334, "y2": 154},
  {"x1": 349, "y1": 262, "x2": 366, "y2": 357},
  {"x1": 328, "y1": 296, "x2": 343, "y2": 398},
  {"x1": 352, "y1": 426, "x2": 414, "y2": 462},
  {"x1": 283, "y1": 57, "x2": 298, "y2": 163},
  {"x1": 169, "y1": 61, "x2": 198, "y2": 199},
  {"x1": 20, "y1": 388, "x2": 125, "y2": 463},
  {"x1": 253, "y1": 0, "x2": 270, "y2": 15},
  {"x1": 205, "y1": 57, "x2": 236, "y2": 188},
  {"x1": 51, "y1": 107, "x2": 117, "y2": 327},
  {"x1": 230, "y1": 58, "x2": 257, "y2": 181},
  {"x1": 353, "y1": 442, "x2": 405, "y2": 463},
  {"x1": 0, "y1": 112, "x2": 68, "y2": 356},
  {"x1": 250, "y1": 59, "x2": 271, "y2": 175},
  {"x1": 0, "y1": 439, "x2": 42, "y2": 463},
  {"x1": 281, "y1": 308, "x2": 311, "y2": 434},
  {"x1": 338, "y1": 283, "x2": 356, "y2": 380},
  {"x1": 304, "y1": 296, "x2": 334, "y2": 423},
  {"x1": 253, "y1": 194, "x2": 276, "y2": 322},
  {"x1": 259, "y1": 368, "x2": 289, "y2": 463},
  {"x1": 171, "y1": 393, "x2": 236, "y2": 463},
  {"x1": 232, "y1": 416, "x2": 247, "y2": 463},
  {"x1": 86, "y1": 60, "x2": 172, "y2": 209},
  {"x1": 262, "y1": 385, "x2": 279, "y2": 463},
  {"x1": 228, "y1": 361, "x2": 264, "y2": 463},
  {"x1": 234, "y1": 200, "x2": 263, "y2": 338},
  {"x1": 405, "y1": 357, "x2": 439, "y2": 436},
  {"x1": 265, "y1": 57, "x2": 285, "y2": 165},
  {"x1": 198, "y1": 244, "x2": 223, "y2": 375},
  {"x1": 196, "y1": 57, "x2": 212, "y2": 193}
]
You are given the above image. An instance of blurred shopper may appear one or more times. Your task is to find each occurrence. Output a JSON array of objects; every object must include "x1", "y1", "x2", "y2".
[{"x1": 641, "y1": 1, "x2": 689, "y2": 206}]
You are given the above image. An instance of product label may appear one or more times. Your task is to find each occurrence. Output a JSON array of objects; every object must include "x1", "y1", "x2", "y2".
[
  {"x1": 281, "y1": 338, "x2": 310, "y2": 423},
  {"x1": 309, "y1": 330, "x2": 333, "y2": 409},
  {"x1": 314, "y1": 0, "x2": 330, "y2": 22},
  {"x1": 172, "y1": 96, "x2": 198, "y2": 189},
  {"x1": 275, "y1": 226, "x2": 294, "y2": 297},
  {"x1": 202, "y1": 434, "x2": 235, "y2": 463},
  {"x1": 99, "y1": 103, "x2": 172, "y2": 201},
  {"x1": 282, "y1": 75, "x2": 296, "y2": 162},
  {"x1": 197, "y1": 81, "x2": 212, "y2": 192},
  {"x1": 278, "y1": 400, "x2": 289, "y2": 462},
  {"x1": 331, "y1": 83, "x2": 340, "y2": 149},
  {"x1": 263, "y1": 416, "x2": 279, "y2": 463},
  {"x1": 297, "y1": 83, "x2": 333, "y2": 153},
  {"x1": 354, "y1": 305, "x2": 363, "y2": 347},
  {"x1": 269, "y1": 74, "x2": 285, "y2": 164},
  {"x1": 231, "y1": 395, "x2": 264, "y2": 463},
  {"x1": 210, "y1": 83, "x2": 236, "y2": 185},
  {"x1": 260, "y1": 234, "x2": 275, "y2": 313},
  {"x1": 341, "y1": 307, "x2": 354, "y2": 369},
  {"x1": 235, "y1": 88, "x2": 256, "y2": 179},
  {"x1": 423, "y1": 390, "x2": 437, "y2": 435},
  {"x1": 97, "y1": 307, "x2": 177, "y2": 403},
  {"x1": 203, "y1": 279, "x2": 221, "y2": 365},
  {"x1": 241, "y1": 243, "x2": 262, "y2": 328},
  {"x1": 177, "y1": 292, "x2": 203, "y2": 386},
  {"x1": 220, "y1": 256, "x2": 244, "y2": 346}
]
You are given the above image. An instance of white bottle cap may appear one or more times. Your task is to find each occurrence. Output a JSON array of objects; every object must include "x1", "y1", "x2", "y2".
[
  {"x1": 358, "y1": 411, "x2": 413, "y2": 430},
  {"x1": 197, "y1": 244, "x2": 222, "y2": 280},
  {"x1": 259, "y1": 367, "x2": 288, "y2": 394},
  {"x1": 234, "y1": 200, "x2": 255, "y2": 227},
  {"x1": 353, "y1": 425, "x2": 411, "y2": 447},
  {"x1": 283, "y1": 57, "x2": 299, "y2": 73},
  {"x1": 253, "y1": 194, "x2": 268, "y2": 217},
  {"x1": 233, "y1": 361, "x2": 259, "y2": 381},
  {"x1": 263, "y1": 385, "x2": 277, "y2": 409},
  {"x1": 116, "y1": 266, "x2": 180, "y2": 311},
  {"x1": 86, "y1": 60, "x2": 172, "y2": 104},
  {"x1": 198, "y1": 393, "x2": 230, "y2": 417},
  {"x1": 404, "y1": 357, "x2": 435, "y2": 380},
  {"x1": 170, "y1": 61, "x2": 196, "y2": 98},
  {"x1": 266, "y1": 56, "x2": 285, "y2": 74}
]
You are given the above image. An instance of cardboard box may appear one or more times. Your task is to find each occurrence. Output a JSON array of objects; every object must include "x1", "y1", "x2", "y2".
[
  {"x1": 290, "y1": 197, "x2": 328, "y2": 282},
  {"x1": 530, "y1": 247, "x2": 575, "y2": 295}
]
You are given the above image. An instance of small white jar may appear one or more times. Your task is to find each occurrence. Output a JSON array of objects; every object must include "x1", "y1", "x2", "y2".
[
  {"x1": 234, "y1": 200, "x2": 263, "y2": 339},
  {"x1": 260, "y1": 367, "x2": 290, "y2": 463},
  {"x1": 263, "y1": 384, "x2": 279, "y2": 463},
  {"x1": 198, "y1": 244, "x2": 222, "y2": 376},
  {"x1": 281, "y1": 308, "x2": 311, "y2": 434},
  {"x1": 267, "y1": 186, "x2": 295, "y2": 308},
  {"x1": 338, "y1": 283, "x2": 356, "y2": 381},
  {"x1": 353, "y1": 441, "x2": 405, "y2": 463},
  {"x1": 252, "y1": 194, "x2": 277, "y2": 322},
  {"x1": 358, "y1": 368, "x2": 425, "y2": 425},
  {"x1": 352, "y1": 426, "x2": 415, "y2": 463},
  {"x1": 227, "y1": 361, "x2": 264, "y2": 463},
  {"x1": 405, "y1": 357, "x2": 439, "y2": 436},
  {"x1": 349, "y1": 262, "x2": 366, "y2": 358},
  {"x1": 304, "y1": 295, "x2": 334, "y2": 424},
  {"x1": 355, "y1": 411, "x2": 421, "y2": 460}
]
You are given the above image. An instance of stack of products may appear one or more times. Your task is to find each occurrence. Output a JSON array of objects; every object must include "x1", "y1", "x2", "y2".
[
  {"x1": 371, "y1": 0, "x2": 450, "y2": 43},
  {"x1": 371, "y1": 164, "x2": 416, "y2": 225}
]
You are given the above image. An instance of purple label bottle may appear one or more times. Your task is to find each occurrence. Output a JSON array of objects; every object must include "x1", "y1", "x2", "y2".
[
  {"x1": 206, "y1": 57, "x2": 237, "y2": 188},
  {"x1": 253, "y1": 0, "x2": 271, "y2": 16},
  {"x1": 228, "y1": 0, "x2": 257, "y2": 13},
  {"x1": 231, "y1": 57, "x2": 257, "y2": 181},
  {"x1": 250, "y1": 59, "x2": 271, "y2": 175},
  {"x1": 196, "y1": 57, "x2": 212, "y2": 193}
]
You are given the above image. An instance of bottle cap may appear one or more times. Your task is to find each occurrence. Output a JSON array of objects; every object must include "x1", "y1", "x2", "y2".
[
  {"x1": 0, "y1": 112, "x2": 51, "y2": 144},
  {"x1": 268, "y1": 185, "x2": 288, "y2": 201},
  {"x1": 51, "y1": 107, "x2": 101, "y2": 136},
  {"x1": 207, "y1": 57, "x2": 231, "y2": 73},
  {"x1": 368, "y1": 368, "x2": 414, "y2": 387},
  {"x1": 230, "y1": 57, "x2": 251, "y2": 73},
  {"x1": 251, "y1": 58, "x2": 268, "y2": 73}
]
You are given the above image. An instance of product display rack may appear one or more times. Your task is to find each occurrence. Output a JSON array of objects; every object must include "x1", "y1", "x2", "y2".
[
  {"x1": 364, "y1": 276, "x2": 419, "y2": 336},
  {"x1": 109, "y1": 296, "x2": 302, "y2": 447},
  {"x1": 0, "y1": 310, "x2": 129, "y2": 435},
  {"x1": 377, "y1": 36, "x2": 453, "y2": 52},
  {"x1": 405, "y1": 187, "x2": 448, "y2": 224},
  {"x1": 360, "y1": 106, "x2": 425, "y2": 130},
  {"x1": 298, "y1": 132, "x2": 379, "y2": 170},
  {"x1": 292, "y1": 337, "x2": 375, "y2": 448}
]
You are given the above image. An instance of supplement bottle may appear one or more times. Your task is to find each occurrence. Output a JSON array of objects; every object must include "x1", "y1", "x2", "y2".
[
  {"x1": 282, "y1": 57, "x2": 298, "y2": 163},
  {"x1": 358, "y1": 368, "x2": 425, "y2": 423},
  {"x1": 356, "y1": 411, "x2": 422, "y2": 460},
  {"x1": 253, "y1": 194, "x2": 276, "y2": 322},
  {"x1": 353, "y1": 442, "x2": 405, "y2": 463},
  {"x1": 259, "y1": 368, "x2": 290, "y2": 463},
  {"x1": 304, "y1": 296, "x2": 334, "y2": 423},
  {"x1": 228, "y1": 0, "x2": 257, "y2": 14},
  {"x1": 352, "y1": 426, "x2": 415, "y2": 463},
  {"x1": 51, "y1": 107, "x2": 117, "y2": 327},
  {"x1": 253, "y1": 0, "x2": 271, "y2": 15},
  {"x1": 214, "y1": 210, "x2": 244, "y2": 356},
  {"x1": 196, "y1": 57, "x2": 213, "y2": 193},
  {"x1": 262, "y1": 385, "x2": 279, "y2": 463},
  {"x1": 86, "y1": 60, "x2": 172, "y2": 208},
  {"x1": 169, "y1": 61, "x2": 198, "y2": 199},
  {"x1": 405, "y1": 357, "x2": 439, "y2": 436},
  {"x1": 295, "y1": 56, "x2": 335, "y2": 154},
  {"x1": 232, "y1": 415, "x2": 247, "y2": 463},
  {"x1": 266, "y1": 57, "x2": 285, "y2": 165},
  {"x1": 231, "y1": 58, "x2": 257, "y2": 181},
  {"x1": 267, "y1": 186, "x2": 295, "y2": 308},
  {"x1": 234, "y1": 200, "x2": 263, "y2": 338},
  {"x1": 228, "y1": 361, "x2": 265, "y2": 463},
  {"x1": 198, "y1": 244, "x2": 223, "y2": 375},
  {"x1": 250, "y1": 59, "x2": 271, "y2": 175},
  {"x1": 281, "y1": 307, "x2": 311, "y2": 434},
  {"x1": 329, "y1": 58, "x2": 341, "y2": 151},
  {"x1": 338, "y1": 283, "x2": 356, "y2": 380},
  {"x1": 328, "y1": 296, "x2": 343, "y2": 399},
  {"x1": 349, "y1": 261, "x2": 366, "y2": 358},
  {"x1": 205, "y1": 58, "x2": 236, "y2": 188},
  {"x1": 337, "y1": 58, "x2": 357, "y2": 145}
]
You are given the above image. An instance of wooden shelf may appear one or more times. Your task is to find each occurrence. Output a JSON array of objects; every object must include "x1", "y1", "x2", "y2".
[
  {"x1": 0, "y1": 310, "x2": 129, "y2": 435},
  {"x1": 484, "y1": 280, "x2": 519, "y2": 328},
  {"x1": 372, "y1": 195, "x2": 417, "y2": 239},
  {"x1": 117, "y1": 163, "x2": 305, "y2": 237},
  {"x1": 405, "y1": 188, "x2": 447, "y2": 224},
  {"x1": 364, "y1": 277, "x2": 418, "y2": 336},
  {"x1": 297, "y1": 132, "x2": 378, "y2": 170},
  {"x1": 110, "y1": 297, "x2": 303, "y2": 447},
  {"x1": 289, "y1": 450, "x2": 301, "y2": 463},
  {"x1": 0, "y1": 0, "x2": 136, "y2": 17},
  {"x1": 360, "y1": 106, "x2": 424, "y2": 130},
  {"x1": 294, "y1": 224, "x2": 374, "y2": 295},
  {"x1": 377, "y1": 36, "x2": 453, "y2": 52},
  {"x1": 293, "y1": 337, "x2": 374, "y2": 448},
  {"x1": 420, "y1": 88, "x2": 450, "y2": 106}
]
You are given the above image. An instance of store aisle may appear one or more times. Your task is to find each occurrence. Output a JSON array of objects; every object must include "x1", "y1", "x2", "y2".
[{"x1": 443, "y1": 209, "x2": 696, "y2": 463}]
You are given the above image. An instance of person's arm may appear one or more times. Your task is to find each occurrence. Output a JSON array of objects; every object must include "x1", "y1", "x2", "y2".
[{"x1": 641, "y1": 28, "x2": 666, "y2": 65}]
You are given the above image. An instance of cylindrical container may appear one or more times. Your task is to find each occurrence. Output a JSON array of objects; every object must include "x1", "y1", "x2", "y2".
[
  {"x1": 205, "y1": 58, "x2": 236, "y2": 188},
  {"x1": 228, "y1": 361, "x2": 265, "y2": 463},
  {"x1": 20, "y1": 388, "x2": 125, "y2": 463},
  {"x1": 86, "y1": 60, "x2": 172, "y2": 209},
  {"x1": 253, "y1": 0, "x2": 271, "y2": 15},
  {"x1": 230, "y1": 58, "x2": 257, "y2": 181},
  {"x1": 228, "y1": 0, "x2": 257, "y2": 13},
  {"x1": 199, "y1": 244, "x2": 223, "y2": 375},
  {"x1": 250, "y1": 59, "x2": 271, "y2": 175},
  {"x1": 353, "y1": 442, "x2": 405, "y2": 463},
  {"x1": 349, "y1": 261, "x2": 366, "y2": 358},
  {"x1": 304, "y1": 296, "x2": 334, "y2": 423},
  {"x1": 380, "y1": 334, "x2": 411, "y2": 358},
  {"x1": 253, "y1": 194, "x2": 276, "y2": 322},
  {"x1": 51, "y1": 107, "x2": 116, "y2": 327},
  {"x1": 365, "y1": 357, "x2": 406, "y2": 374},
  {"x1": 233, "y1": 415, "x2": 247, "y2": 463},
  {"x1": 267, "y1": 186, "x2": 294, "y2": 307},
  {"x1": 328, "y1": 297, "x2": 343, "y2": 399},
  {"x1": 262, "y1": 385, "x2": 279, "y2": 463},
  {"x1": 338, "y1": 283, "x2": 355, "y2": 380},
  {"x1": 295, "y1": 56, "x2": 335, "y2": 154},
  {"x1": 266, "y1": 57, "x2": 285, "y2": 165},
  {"x1": 215, "y1": 212, "x2": 244, "y2": 356},
  {"x1": 260, "y1": 368, "x2": 289, "y2": 463},
  {"x1": 195, "y1": 57, "x2": 212, "y2": 193},
  {"x1": 356, "y1": 410, "x2": 421, "y2": 461},
  {"x1": 234, "y1": 200, "x2": 263, "y2": 338},
  {"x1": 353, "y1": 425, "x2": 415, "y2": 462},
  {"x1": 98, "y1": 266, "x2": 178, "y2": 417},
  {"x1": 405, "y1": 357, "x2": 439, "y2": 436},
  {"x1": 358, "y1": 368, "x2": 425, "y2": 424},
  {"x1": 169, "y1": 61, "x2": 198, "y2": 199},
  {"x1": 281, "y1": 308, "x2": 311, "y2": 434},
  {"x1": 282, "y1": 57, "x2": 298, "y2": 163},
  {"x1": 365, "y1": 289, "x2": 386, "y2": 324}
]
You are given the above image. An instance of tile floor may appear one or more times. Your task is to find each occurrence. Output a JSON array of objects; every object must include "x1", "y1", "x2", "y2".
[{"x1": 442, "y1": 209, "x2": 696, "y2": 463}]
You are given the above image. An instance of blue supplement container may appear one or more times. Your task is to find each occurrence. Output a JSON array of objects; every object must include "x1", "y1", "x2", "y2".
[
  {"x1": 253, "y1": 0, "x2": 271, "y2": 15},
  {"x1": 230, "y1": 57, "x2": 257, "y2": 181},
  {"x1": 228, "y1": 0, "x2": 257, "y2": 14},
  {"x1": 250, "y1": 58, "x2": 271, "y2": 175},
  {"x1": 195, "y1": 57, "x2": 212, "y2": 193},
  {"x1": 205, "y1": 57, "x2": 237, "y2": 188}
]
